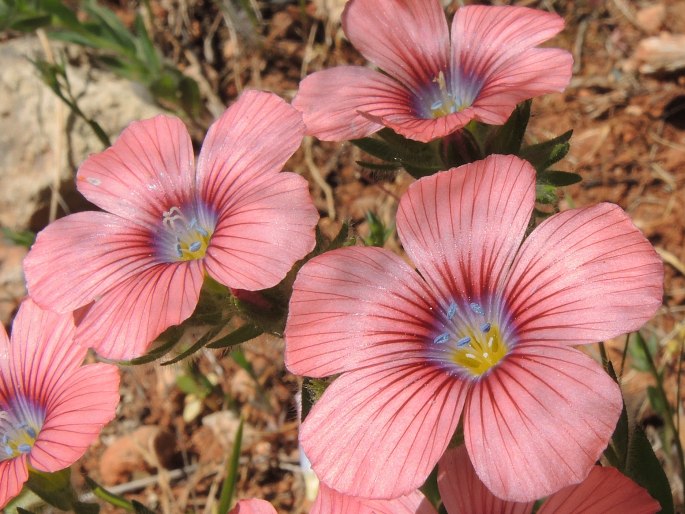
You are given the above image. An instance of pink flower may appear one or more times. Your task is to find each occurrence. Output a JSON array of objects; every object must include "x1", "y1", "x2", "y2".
[
  {"x1": 24, "y1": 90, "x2": 319, "y2": 360},
  {"x1": 292, "y1": 1, "x2": 572, "y2": 143},
  {"x1": 285, "y1": 154, "x2": 663, "y2": 501},
  {"x1": 228, "y1": 499, "x2": 277, "y2": 514},
  {"x1": 0, "y1": 299, "x2": 120, "y2": 508},
  {"x1": 438, "y1": 445, "x2": 660, "y2": 514},
  {"x1": 311, "y1": 483, "x2": 437, "y2": 514}
]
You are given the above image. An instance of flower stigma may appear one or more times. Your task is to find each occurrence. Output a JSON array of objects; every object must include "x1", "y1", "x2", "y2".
[
  {"x1": 429, "y1": 71, "x2": 468, "y2": 118},
  {"x1": 162, "y1": 206, "x2": 213, "y2": 262},
  {"x1": 431, "y1": 300, "x2": 509, "y2": 377}
]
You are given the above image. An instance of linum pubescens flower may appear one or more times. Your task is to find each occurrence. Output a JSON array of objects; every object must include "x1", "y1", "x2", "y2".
[
  {"x1": 24, "y1": 90, "x2": 319, "y2": 360},
  {"x1": 285, "y1": 155, "x2": 663, "y2": 502},
  {"x1": 438, "y1": 446, "x2": 660, "y2": 514},
  {"x1": 0, "y1": 299, "x2": 120, "y2": 508},
  {"x1": 293, "y1": 0, "x2": 572, "y2": 142}
]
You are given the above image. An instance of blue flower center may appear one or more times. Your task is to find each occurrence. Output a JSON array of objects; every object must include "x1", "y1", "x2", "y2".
[
  {"x1": 157, "y1": 205, "x2": 216, "y2": 263},
  {"x1": 0, "y1": 397, "x2": 45, "y2": 462},
  {"x1": 430, "y1": 300, "x2": 511, "y2": 377}
]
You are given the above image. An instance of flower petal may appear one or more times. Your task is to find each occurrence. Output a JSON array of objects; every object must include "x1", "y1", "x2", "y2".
[
  {"x1": 373, "y1": 107, "x2": 477, "y2": 143},
  {"x1": 204, "y1": 171, "x2": 317, "y2": 291},
  {"x1": 472, "y1": 47, "x2": 573, "y2": 125},
  {"x1": 311, "y1": 483, "x2": 438, "y2": 514},
  {"x1": 76, "y1": 115, "x2": 194, "y2": 227},
  {"x1": 76, "y1": 260, "x2": 203, "y2": 360},
  {"x1": 342, "y1": 0, "x2": 449, "y2": 93},
  {"x1": 285, "y1": 246, "x2": 438, "y2": 377},
  {"x1": 464, "y1": 345, "x2": 622, "y2": 502},
  {"x1": 197, "y1": 90, "x2": 305, "y2": 213},
  {"x1": 505, "y1": 203, "x2": 663, "y2": 345},
  {"x1": 228, "y1": 499, "x2": 277, "y2": 514},
  {"x1": 24, "y1": 212, "x2": 158, "y2": 313},
  {"x1": 8, "y1": 299, "x2": 83, "y2": 404},
  {"x1": 451, "y1": 5, "x2": 567, "y2": 85},
  {"x1": 397, "y1": 155, "x2": 535, "y2": 304},
  {"x1": 292, "y1": 66, "x2": 406, "y2": 141},
  {"x1": 300, "y1": 360, "x2": 467, "y2": 499},
  {"x1": 538, "y1": 466, "x2": 660, "y2": 514},
  {"x1": 30, "y1": 363, "x2": 119, "y2": 472},
  {"x1": 0, "y1": 455, "x2": 28, "y2": 509},
  {"x1": 438, "y1": 446, "x2": 534, "y2": 514}
]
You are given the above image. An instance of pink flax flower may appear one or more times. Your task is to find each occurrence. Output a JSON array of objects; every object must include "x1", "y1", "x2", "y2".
[
  {"x1": 285, "y1": 154, "x2": 663, "y2": 501},
  {"x1": 311, "y1": 483, "x2": 437, "y2": 514},
  {"x1": 0, "y1": 299, "x2": 120, "y2": 508},
  {"x1": 24, "y1": 90, "x2": 319, "y2": 360},
  {"x1": 438, "y1": 445, "x2": 660, "y2": 514},
  {"x1": 292, "y1": 0, "x2": 572, "y2": 143},
  {"x1": 228, "y1": 499, "x2": 277, "y2": 514}
]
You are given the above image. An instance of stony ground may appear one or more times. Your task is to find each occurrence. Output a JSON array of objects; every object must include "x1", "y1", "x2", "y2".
[{"x1": 1, "y1": 0, "x2": 685, "y2": 512}]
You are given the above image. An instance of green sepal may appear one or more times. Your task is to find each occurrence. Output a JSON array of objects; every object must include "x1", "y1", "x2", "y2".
[
  {"x1": 520, "y1": 130, "x2": 573, "y2": 172},
  {"x1": 484, "y1": 100, "x2": 531, "y2": 155},
  {"x1": 537, "y1": 170, "x2": 582, "y2": 187},
  {"x1": 26, "y1": 467, "x2": 99, "y2": 513},
  {"x1": 351, "y1": 128, "x2": 444, "y2": 179},
  {"x1": 535, "y1": 184, "x2": 558, "y2": 204}
]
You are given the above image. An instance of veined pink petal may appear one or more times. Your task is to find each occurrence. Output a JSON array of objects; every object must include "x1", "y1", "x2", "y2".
[
  {"x1": 397, "y1": 155, "x2": 534, "y2": 303},
  {"x1": 373, "y1": 107, "x2": 477, "y2": 143},
  {"x1": 505, "y1": 203, "x2": 663, "y2": 346},
  {"x1": 311, "y1": 483, "x2": 437, "y2": 514},
  {"x1": 197, "y1": 90, "x2": 305, "y2": 213},
  {"x1": 537, "y1": 466, "x2": 660, "y2": 514},
  {"x1": 285, "y1": 246, "x2": 439, "y2": 377},
  {"x1": 228, "y1": 499, "x2": 277, "y2": 514},
  {"x1": 451, "y1": 5, "x2": 566, "y2": 85},
  {"x1": 9, "y1": 299, "x2": 83, "y2": 404},
  {"x1": 300, "y1": 360, "x2": 467, "y2": 499},
  {"x1": 472, "y1": 47, "x2": 573, "y2": 125},
  {"x1": 464, "y1": 345, "x2": 622, "y2": 502},
  {"x1": 76, "y1": 115, "x2": 195, "y2": 227},
  {"x1": 76, "y1": 260, "x2": 203, "y2": 359},
  {"x1": 204, "y1": 171, "x2": 318, "y2": 291},
  {"x1": 292, "y1": 66, "x2": 406, "y2": 141},
  {"x1": 30, "y1": 363, "x2": 120, "y2": 472},
  {"x1": 342, "y1": 0, "x2": 449, "y2": 93},
  {"x1": 0, "y1": 455, "x2": 28, "y2": 509},
  {"x1": 438, "y1": 446, "x2": 533, "y2": 514},
  {"x1": 24, "y1": 212, "x2": 157, "y2": 313}
]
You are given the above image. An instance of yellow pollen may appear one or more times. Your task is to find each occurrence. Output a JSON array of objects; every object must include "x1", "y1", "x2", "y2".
[
  {"x1": 451, "y1": 324, "x2": 508, "y2": 377},
  {"x1": 163, "y1": 207, "x2": 212, "y2": 262}
]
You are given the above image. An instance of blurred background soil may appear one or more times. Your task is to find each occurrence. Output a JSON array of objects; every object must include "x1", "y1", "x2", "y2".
[{"x1": 1, "y1": 0, "x2": 685, "y2": 512}]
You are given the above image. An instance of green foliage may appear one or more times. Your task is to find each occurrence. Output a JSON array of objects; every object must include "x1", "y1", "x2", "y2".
[
  {"x1": 2, "y1": 0, "x2": 201, "y2": 117},
  {"x1": 2, "y1": 227, "x2": 35, "y2": 247},
  {"x1": 352, "y1": 128, "x2": 445, "y2": 179},
  {"x1": 362, "y1": 211, "x2": 393, "y2": 247},
  {"x1": 218, "y1": 417, "x2": 244, "y2": 514},
  {"x1": 26, "y1": 468, "x2": 100, "y2": 513}
]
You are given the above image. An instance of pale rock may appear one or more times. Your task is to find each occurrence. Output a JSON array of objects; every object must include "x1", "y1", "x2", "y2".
[
  {"x1": 0, "y1": 36, "x2": 164, "y2": 231},
  {"x1": 636, "y1": 4, "x2": 666, "y2": 33}
]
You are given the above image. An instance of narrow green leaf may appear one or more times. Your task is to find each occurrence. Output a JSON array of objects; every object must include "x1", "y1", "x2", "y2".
[
  {"x1": 355, "y1": 160, "x2": 402, "y2": 172},
  {"x1": 133, "y1": 13, "x2": 161, "y2": 72},
  {"x1": 83, "y1": 0, "x2": 137, "y2": 55},
  {"x1": 538, "y1": 170, "x2": 582, "y2": 187},
  {"x1": 10, "y1": 13, "x2": 52, "y2": 31},
  {"x1": 206, "y1": 323, "x2": 262, "y2": 349},
  {"x1": 122, "y1": 330, "x2": 182, "y2": 365},
  {"x1": 84, "y1": 476, "x2": 134, "y2": 511},
  {"x1": 17, "y1": 509, "x2": 37, "y2": 514},
  {"x1": 162, "y1": 325, "x2": 225, "y2": 365},
  {"x1": 625, "y1": 424, "x2": 675, "y2": 514},
  {"x1": 2, "y1": 227, "x2": 35, "y2": 247},
  {"x1": 218, "y1": 417, "x2": 244, "y2": 514},
  {"x1": 178, "y1": 75, "x2": 202, "y2": 118}
]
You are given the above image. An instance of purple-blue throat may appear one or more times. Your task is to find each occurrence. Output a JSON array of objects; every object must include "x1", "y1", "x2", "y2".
[
  {"x1": 0, "y1": 397, "x2": 45, "y2": 461},
  {"x1": 431, "y1": 299, "x2": 510, "y2": 377}
]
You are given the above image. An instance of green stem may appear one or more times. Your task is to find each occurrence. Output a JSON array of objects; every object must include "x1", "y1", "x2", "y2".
[{"x1": 637, "y1": 334, "x2": 685, "y2": 486}]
